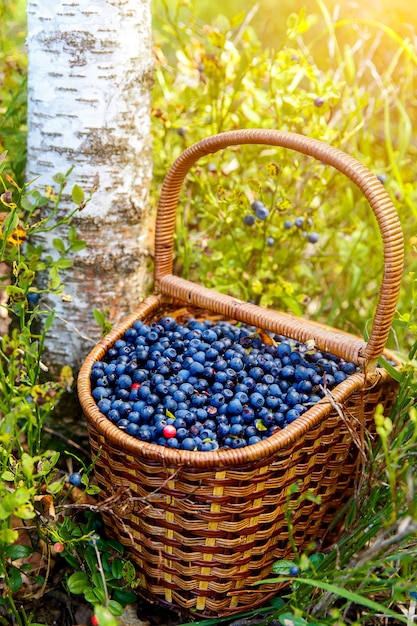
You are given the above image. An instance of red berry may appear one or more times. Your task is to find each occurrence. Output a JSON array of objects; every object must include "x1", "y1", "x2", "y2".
[
  {"x1": 53, "y1": 542, "x2": 64, "y2": 553},
  {"x1": 91, "y1": 616, "x2": 99, "y2": 626},
  {"x1": 162, "y1": 424, "x2": 177, "y2": 439},
  {"x1": 131, "y1": 382, "x2": 141, "y2": 390}
]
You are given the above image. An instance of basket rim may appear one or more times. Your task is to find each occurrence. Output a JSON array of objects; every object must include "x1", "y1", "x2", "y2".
[{"x1": 78, "y1": 295, "x2": 399, "y2": 469}]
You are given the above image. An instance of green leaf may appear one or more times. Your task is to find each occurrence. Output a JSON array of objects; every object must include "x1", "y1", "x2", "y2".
[
  {"x1": 52, "y1": 172, "x2": 65, "y2": 185},
  {"x1": 67, "y1": 571, "x2": 90, "y2": 594},
  {"x1": 38, "y1": 451, "x2": 60, "y2": 475},
  {"x1": 21, "y1": 452, "x2": 34, "y2": 480},
  {"x1": 86, "y1": 485, "x2": 101, "y2": 496},
  {"x1": 85, "y1": 546, "x2": 98, "y2": 575},
  {"x1": 1, "y1": 210, "x2": 19, "y2": 236},
  {"x1": 48, "y1": 266, "x2": 61, "y2": 290},
  {"x1": 104, "y1": 538, "x2": 124, "y2": 554},
  {"x1": 20, "y1": 563, "x2": 33, "y2": 572},
  {"x1": 93, "y1": 308, "x2": 105, "y2": 326},
  {"x1": 55, "y1": 258, "x2": 72, "y2": 270},
  {"x1": 108, "y1": 599, "x2": 124, "y2": 616},
  {"x1": 5, "y1": 544, "x2": 33, "y2": 560},
  {"x1": 70, "y1": 239, "x2": 87, "y2": 252},
  {"x1": 44, "y1": 310, "x2": 56, "y2": 332},
  {"x1": 269, "y1": 595, "x2": 286, "y2": 609},
  {"x1": 68, "y1": 225, "x2": 77, "y2": 242},
  {"x1": 52, "y1": 238, "x2": 66, "y2": 254},
  {"x1": 1, "y1": 471, "x2": 14, "y2": 482},
  {"x1": 0, "y1": 529, "x2": 18, "y2": 544},
  {"x1": 113, "y1": 588, "x2": 138, "y2": 605},
  {"x1": 72, "y1": 184, "x2": 85, "y2": 205},
  {"x1": 94, "y1": 606, "x2": 119, "y2": 626},
  {"x1": 62, "y1": 553, "x2": 80, "y2": 570},
  {"x1": 122, "y1": 560, "x2": 136, "y2": 585},
  {"x1": 271, "y1": 559, "x2": 294, "y2": 575},
  {"x1": 111, "y1": 558, "x2": 124, "y2": 580},
  {"x1": 308, "y1": 553, "x2": 325, "y2": 569},
  {"x1": 85, "y1": 586, "x2": 106, "y2": 604},
  {"x1": 8, "y1": 566, "x2": 22, "y2": 593},
  {"x1": 92, "y1": 570, "x2": 105, "y2": 590}
]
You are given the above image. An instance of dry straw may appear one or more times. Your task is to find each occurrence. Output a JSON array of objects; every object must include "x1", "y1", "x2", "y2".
[{"x1": 78, "y1": 130, "x2": 403, "y2": 617}]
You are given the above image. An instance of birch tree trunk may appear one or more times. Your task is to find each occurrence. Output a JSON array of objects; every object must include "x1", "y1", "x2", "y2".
[{"x1": 26, "y1": 0, "x2": 153, "y2": 372}]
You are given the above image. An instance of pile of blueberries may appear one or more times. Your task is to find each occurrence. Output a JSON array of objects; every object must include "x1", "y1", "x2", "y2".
[{"x1": 90, "y1": 316, "x2": 358, "y2": 451}]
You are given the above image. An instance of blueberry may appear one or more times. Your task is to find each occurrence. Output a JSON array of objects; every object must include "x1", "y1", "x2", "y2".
[
  {"x1": 230, "y1": 424, "x2": 244, "y2": 436},
  {"x1": 230, "y1": 437, "x2": 247, "y2": 448},
  {"x1": 297, "y1": 380, "x2": 313, "y2": 394},
  {"x1": 244, "y1": 214, "x2": 256, "y2": 226},
  {"x1": 248, "y1": 367, "x2": 263, "y2": 381},
  {"x1": 140, "y1": 405, "x2": 155, "y2": 421},
  {"x1": 229, "y1": 357, "x2": 244, "y2": 372},
  {"x1": 266, "y1": 237, "x2": 274, "y2": 247},
  {"x1": 234, "y1": 391, "x2": 249, "y2": 404},
  {"x1": 286, "y1": 408, "x2": 300, "y2": 422},
  {"x1": 266, "y1": 395, "x2": 281, "y2": 410},
  {"x1": 277, "y1": 342, "x2": 292, "y2": 358},
  {"x1": 377, "y1": 173, "x2": 388, "y2": 185},
  {"x1": 251, "y1": 200, "x2": 265, "y2": 212},
  {"x1": 126, "y1": 423, "x2": 140, "y2": 437},
  {"x1": 294, "y1": 217, "x2": 304, "y2": 228},
  {"x1": 249, "y1": 392, "x2": 265, "y2": 409},
  {"x1": 217, "y1": 423, "x2": 230, "y2": 438},
  {"x1": 286, "y1": 389, "x2": 301, "y2": 406},
  {"x1": 107, "y1": 409, "x2": 120, "y2": 423},
  {"x1": 211, "y1": 393, "x2": 225, "y2": 407},
  {"x1": 182, "y1": 438, "x2": 197, "y2": 451},
  {"x1": 138, "y1": 426, "x2": 153, "y2": 442},
  {"x1": 255, "y1": 205, "x2": 270, "y2": 220},
  {"x1": 341, "y1": 362, "x2": 357, "y2": 375},
  {"x1": 97, "y1": 398, "x2": 112, "y2": 415},
  {"x1": 92, "y1": 387, "x2": 112, "y2": 401},
  {"x1": 69, "y1": 472, "x2": 83, "y2": 487},
  {"x1": 314, "y1": 96, "x2": 325, "y2": 107},
  {"x1": 198, "y1": 441, "x2": 213, "y2": 451},
  {"x1": 308, "y1": 232, "x2": 319, "y2": 244},
  {"x1": 284, "y1": 219, "x2": 293, "y2": 230},
  {"x1": 27, "y1": 292, "x2": 40, "y2": 305},
  {"x1": 334, "y1": 370, "x2": 347, "y2": 384},
  {"x1": 127, "y1": 411, "x2": 141, "y2": 424}
]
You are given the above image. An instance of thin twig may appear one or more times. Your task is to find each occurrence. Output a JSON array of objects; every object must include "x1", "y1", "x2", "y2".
[
  {"x1": 43, "y1": 304, "x2": 96, "y2": 343},
  {"x1": 320, "y1": 384, "x2": 368, "y2": 464},
  {"x1": 43, "y1": 425, "x2": 86, "y2": 453}
]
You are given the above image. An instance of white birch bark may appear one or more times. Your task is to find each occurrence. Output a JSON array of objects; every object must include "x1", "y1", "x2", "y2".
[{"x1": 26, "y1": 0, "x2": 153, "y2": 371}]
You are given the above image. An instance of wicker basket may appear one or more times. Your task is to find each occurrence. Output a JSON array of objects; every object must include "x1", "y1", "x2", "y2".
[{"x1": 78, "y1": 130, "x2": 404, "y2": 617}]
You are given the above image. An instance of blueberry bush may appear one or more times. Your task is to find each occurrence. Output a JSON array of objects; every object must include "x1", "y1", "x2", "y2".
[
  {"x1": 152, "y1": 1, "x2": 417, "y2": 344},
  {"x1": 1, "y1": 0, "x2": 417, "y2": 624},
  {"x1": 0, "y1": 157, "x2": 140, "y2": 625}
]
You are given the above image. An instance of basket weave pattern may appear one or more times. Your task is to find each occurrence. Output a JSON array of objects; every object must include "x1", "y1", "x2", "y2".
[{"x1": 78, "y1": 130, "x2": 404, "y2": 617}]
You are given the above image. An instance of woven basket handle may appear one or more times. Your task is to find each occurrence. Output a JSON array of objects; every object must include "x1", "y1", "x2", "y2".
[{"x1": 154, "y1": 129, "x2": 404, "y2": 362}]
